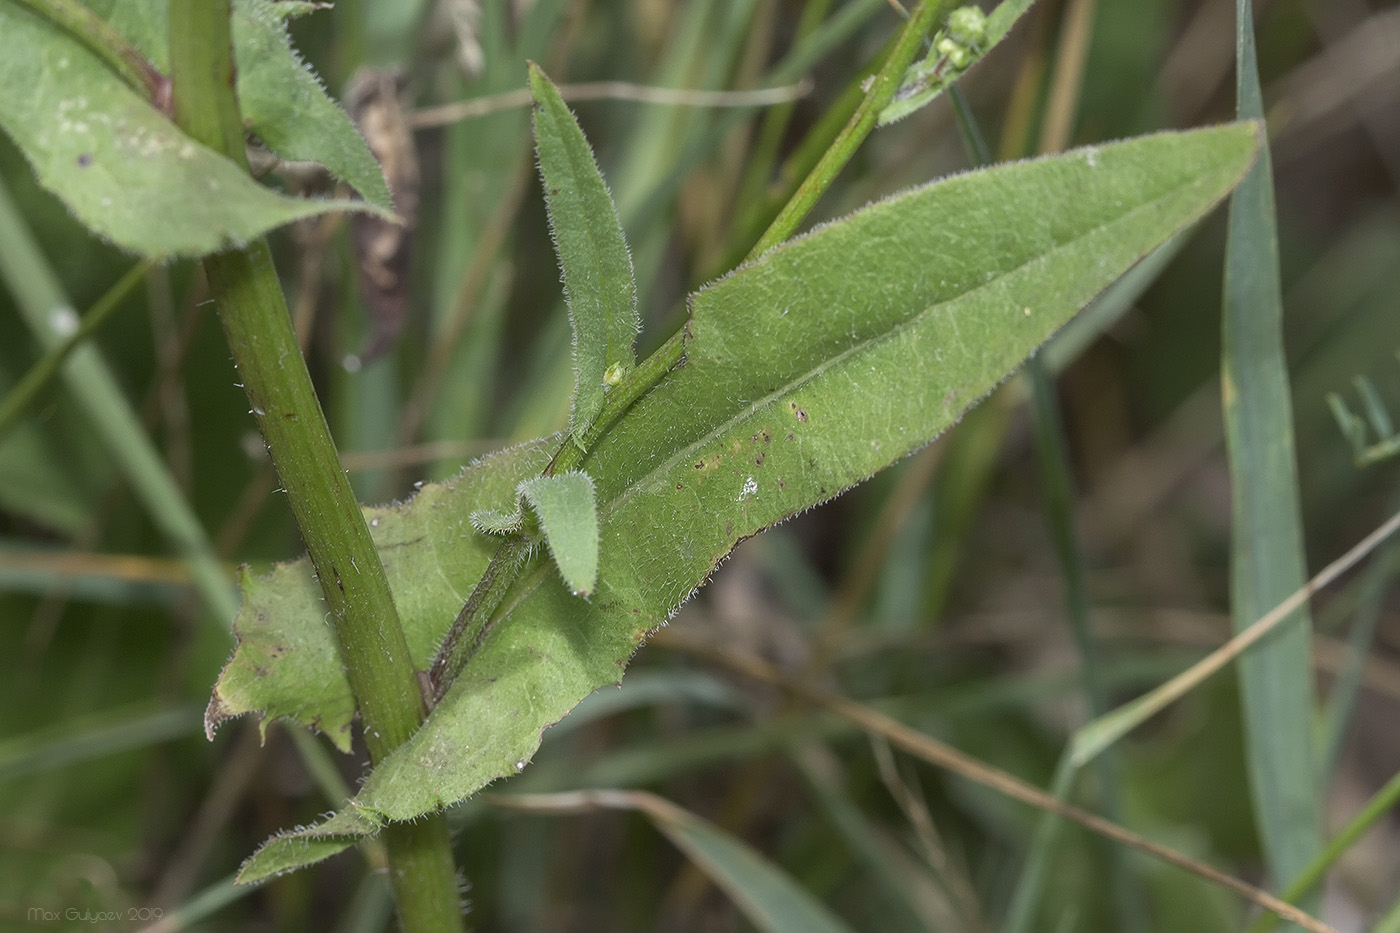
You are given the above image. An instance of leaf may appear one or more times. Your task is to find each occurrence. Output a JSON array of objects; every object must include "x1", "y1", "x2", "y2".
[
  {"x1": 528, "y1": 63, "x2": 639, "y2": 441},
  {"x1": 1221, "y1": 0, "x2": 1322, "y2": 892},
  {"x1": 216, "y1": 124, "x2": 1261, "y2": 873},
  {"x1": 640, "y1": 795, "x2": 857, "y2": 933},
  {"x1": 519, "y1": 472, "x2": 600, "y2": 597},
  {"x1": 0, "y1": 1, "x2": 389, "y2": 259},
  {"x1": 232, "y1": 0, "x2": 394, "y2": 213},
  {"x1": 207, "y1": 439, "x2": 555, "y2": 754},
  {"x1": 236, "y1": 809, "x2": 375, "y2": 884}
]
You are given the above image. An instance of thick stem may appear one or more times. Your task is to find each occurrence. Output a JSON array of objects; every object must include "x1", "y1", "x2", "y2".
[{"x1": 166, "y1": 1, "x2": 461, "y2": 928}]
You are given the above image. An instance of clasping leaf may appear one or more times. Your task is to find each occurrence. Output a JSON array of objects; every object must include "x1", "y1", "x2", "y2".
[{"x1": 217, "y1": 123, "x2": 1263, "y2": 882}]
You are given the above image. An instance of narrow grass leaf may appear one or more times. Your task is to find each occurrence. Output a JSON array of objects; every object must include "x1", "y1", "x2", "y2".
[
  {"x1": 0, "y1": 703, "x2": 200, "y2": 783},
  {"x1": 215, "y1": 126, "x2": 1260, "y2": 872},
  {"x1": 643, "y1": 796, "x2": 857, "y2": 933},
  {"x1": 0, "y1": 180, "x2": 238, "y2": 622},
  {"x1": 529, "y1": 63, "x2": 639, "y2": 441},
  {"x1": 1222, "y1": 0, "x2": 1322, "y2": 892},
  {"x1": 519, "y1": 471, "x2": 599, "y2": 597},
  {"x1": 1247, "y1": 767, "x2": 1400, "y2": 933}
]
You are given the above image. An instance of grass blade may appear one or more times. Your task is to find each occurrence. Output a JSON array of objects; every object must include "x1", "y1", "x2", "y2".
[
  {"x1": 1221, "y1": 0, "x2": 1323, "y2": 895},
  {"x1": 0, "y1": 179, "x2": 238, "y2": 624},
  {"x1": 490, "y1": 790, "x2": 858, "y2": 933}
]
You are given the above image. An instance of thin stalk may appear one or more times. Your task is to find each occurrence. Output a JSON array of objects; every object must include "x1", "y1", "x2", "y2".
[
  {"x1": 1246, "y1": 766, "x2": 1400, "y2": 933},
  {"x1": 751, "y1": 0, "x2": 951, "y2": 256},
  {"x1": 1319, "y1": 483, "x2": 1400, "y2": 777},
  {"x1": 1001, "y1": 753, "x2": 1077, "y2": 933},
  {"x1": 730, "y1": 0, "x2": 833, "y2": 211},
  {"x1": 10, "y1": 0, "x2": 170, "y2": 111},
  {"x1": 427, "y1": 535, "x2": 532, "y2": 704},
  {"x1": 165, "y1": 1, "x2": 460, "y2": 928},
  {"x1": 0, "y1": 260, "x2": 150, "y2": 442}
]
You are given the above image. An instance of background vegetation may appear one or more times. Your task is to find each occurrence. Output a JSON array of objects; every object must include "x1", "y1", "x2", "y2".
[{"x1": 1, "y1": 0, "x2": 1398, "y2": 930}]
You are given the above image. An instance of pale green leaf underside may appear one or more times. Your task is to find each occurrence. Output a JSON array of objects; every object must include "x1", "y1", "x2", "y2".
[
  {"x1": 0, "y1": 1, "x2": 389, "y2": 259},
  {"x1": 232, "y1": 0, "x2": 393, "y2": 213},
  {"x1": 107, "y1": 0, "x2": 393, "y2": 213},
  {"x1": 529, "y1": 63, "x2": 639, "y2": 438},
  {"x1": 222, "y1": 124, "x2": 1260, "y2": 879},
  {"x1": 520, "y1": 472, "x2": 600, "y2": 596}
]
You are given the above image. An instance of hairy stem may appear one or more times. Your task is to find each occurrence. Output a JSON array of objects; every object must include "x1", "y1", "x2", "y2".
[
  {"x1": 749, "y1": 0, "x2": 950, "y2": 256},
  {"x1": 166, "y1": 1, "x2": 460, "y2": 928},
  {"x1": 427, "y1": 535, "x2": 532, "y2": 705}
]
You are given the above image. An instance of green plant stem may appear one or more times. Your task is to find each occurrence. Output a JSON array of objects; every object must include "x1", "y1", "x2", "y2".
[
  {"x1": 0, "y1": 259, "x2": 150, "y2": 443},
  {"x1": 750, "y1": 0, "x2": 950, "y2": 256},
  {"x1": 1246, "y1": 766, "x2": 1400, "y2": 933},
  {"x1": 428, "y1": 534, "x2": 532, "y2": 703},
  {"x1": 165, "y1": 1, "x2": 460, "y2": 928},
  {"x1": 427, "y1": 4, "x2": 943, "y2": 704},
  {"x1": 11, "y1": 0, "x2": 170, "y2": 111}
]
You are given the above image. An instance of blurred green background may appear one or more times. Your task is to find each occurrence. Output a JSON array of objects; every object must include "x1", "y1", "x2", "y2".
[{"x1": 2, "y1": 0, "x2": 1398, "y2": 930}]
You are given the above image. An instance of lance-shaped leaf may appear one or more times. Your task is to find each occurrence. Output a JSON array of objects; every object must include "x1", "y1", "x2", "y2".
[
  {"x1": 529, "y1": 62, "x2": 639, "y2": 440},
  {"x1": 219, "y1": 124, "x2": 1261, "y2": 880},
  {"x1": 519, "y1": 472, "x2": 600, "y2": 597},
  {"x1": 0, "y1": 1, "x2": 390, "y2": 258}
]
